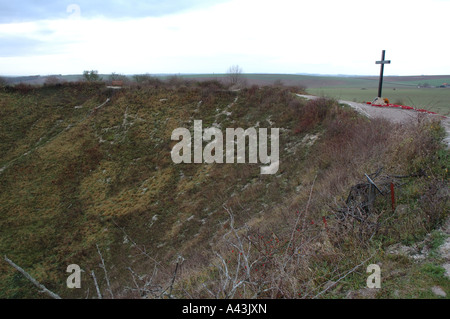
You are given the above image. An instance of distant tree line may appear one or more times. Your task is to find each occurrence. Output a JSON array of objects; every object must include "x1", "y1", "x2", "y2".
[{"x1": 2, "y1": 64, "x2": 250, "y2": 89}]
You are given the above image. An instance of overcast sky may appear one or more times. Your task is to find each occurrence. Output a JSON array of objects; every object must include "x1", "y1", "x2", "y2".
[{"x1": 1, "y1": 0, "x2": 449, "y2": 76}]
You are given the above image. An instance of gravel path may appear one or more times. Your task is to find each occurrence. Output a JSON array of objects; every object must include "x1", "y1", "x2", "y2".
[{"x1": 296, "y1": 94, "x2": 450, "y2": 148}]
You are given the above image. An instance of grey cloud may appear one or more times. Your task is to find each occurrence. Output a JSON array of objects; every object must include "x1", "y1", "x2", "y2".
[
  {"x1": 0, "y1": 0, "x2": 229, "y2": 23},
  {"x1": 0, "y1": 0, "x2": 229, "y2": 58}
]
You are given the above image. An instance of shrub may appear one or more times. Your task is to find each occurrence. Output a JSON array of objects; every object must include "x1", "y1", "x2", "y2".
[
  {"x1": 166, "y1": 75, "x2": 192, "y2": 88},
  {"x1": 133, "y1": 74, "x2": 162, "y2": 87},
  {"x1": 196, "y1": 79, "x2": 226, "y2": 90},
  {"x1": 83, "y1": 70, "x2": 103, "y2": 82},
  {"x1": 13, "y1": 83, "x2": 34, "y2": 93},
  {"x1": 226, "y1": 65, "x2": 244, "y2": 87},
  {"x1": 294, "y1": 98, "x2": 335, "y2": 133}
]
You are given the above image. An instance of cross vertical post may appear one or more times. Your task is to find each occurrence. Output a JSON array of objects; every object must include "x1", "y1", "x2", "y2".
[{"x1": 375, "y1": 50, "x2": 391, "y2": 98}]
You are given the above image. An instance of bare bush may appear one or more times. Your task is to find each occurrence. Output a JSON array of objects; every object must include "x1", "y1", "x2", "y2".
[
  {"x1": 13, "y1": 82, "x2": 34, "y2": 93},
  {"x1": 133, "y1": 74, "x2": 162, "y2": 87},
  {"x1": 226, "y1": 65, "x2": 246, "y2": 87},
  {"x1": 195, "y1": 173, "x2": 379, "y2": 299},
  {"x1": 294, "y1": 97, "x2": 334, "y2": 133}
]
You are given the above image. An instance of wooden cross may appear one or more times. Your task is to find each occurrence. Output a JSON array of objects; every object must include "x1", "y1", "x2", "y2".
[{"x1": 375, "y1": 50, "x2": 391, "y2": 98}]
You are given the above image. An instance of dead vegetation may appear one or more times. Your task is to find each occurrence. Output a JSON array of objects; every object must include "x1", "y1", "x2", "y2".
[{"x1": 0, "y1": 82, "x2": 448, "y2": 299}]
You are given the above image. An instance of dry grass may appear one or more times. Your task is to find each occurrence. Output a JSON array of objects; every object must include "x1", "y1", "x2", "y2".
[{"x1": 0, "y1": 82, "x2": 447, "y2": 299}]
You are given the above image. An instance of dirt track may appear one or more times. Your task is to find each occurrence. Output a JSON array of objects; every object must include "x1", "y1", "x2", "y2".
[{"x1": 296, "y1": 94, "x2": 450, "y2": 148}]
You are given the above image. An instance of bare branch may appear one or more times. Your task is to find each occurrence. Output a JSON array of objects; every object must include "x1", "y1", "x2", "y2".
[
  {"x1": 226, "y1": 65, "x2": 244, "y2": 86},
  {"x1": 96, "y1": 243, "x2": 114, "y2": 298},
  {"x1": 4, "y1": 255, "x2": 62, "y2": 299},
  {"x1": 91, "y1": 270, "x2": 102, "y2": 299}
]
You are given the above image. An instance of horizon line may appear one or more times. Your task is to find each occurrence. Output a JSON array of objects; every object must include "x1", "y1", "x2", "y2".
[{"x1": 2, "y1": 72, "x2": 450, "y2": 78}]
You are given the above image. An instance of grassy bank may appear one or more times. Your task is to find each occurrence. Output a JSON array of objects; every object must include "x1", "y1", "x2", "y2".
[{"x1": 0, "y1": 80, "x2": 448, "y2": 298}]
